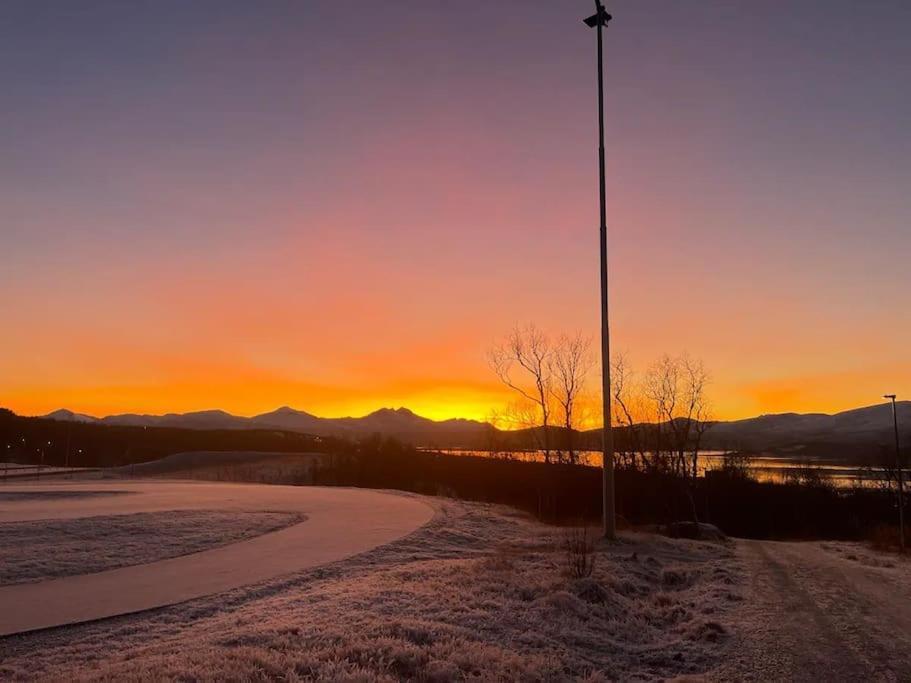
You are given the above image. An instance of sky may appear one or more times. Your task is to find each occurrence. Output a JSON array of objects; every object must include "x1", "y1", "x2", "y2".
[{"x1": 2, "y1": 0, "x2": 910, "y2": 422}]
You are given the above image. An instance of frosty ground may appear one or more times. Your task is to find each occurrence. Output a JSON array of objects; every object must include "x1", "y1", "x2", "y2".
[
  {"x1": 0, "y1": 509, "x2": 303, "y2": 585},
  {"x1": 0, "y1": 497, "x2": 742, "y2": 681},
  {"x1": 0, "y1": 482, "x2": 431, "y2": 636},
  {"x1": 718, "y1": 538, "x2": 911, "y2": 680},
  {"x1": 1, "y1": 487, "x2": 910, "y2": 681}
]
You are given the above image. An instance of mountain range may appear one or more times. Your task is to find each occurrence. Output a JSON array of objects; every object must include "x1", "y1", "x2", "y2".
[
  {"x1": 42, "y1": 406, "x2": 489, "y2": 448},
  {"x1": 40, "y1": 401, "x2": 910, "y2": 454},
  {"x1": 702, "y1": 402, "x2": 911, "y2": 449}
]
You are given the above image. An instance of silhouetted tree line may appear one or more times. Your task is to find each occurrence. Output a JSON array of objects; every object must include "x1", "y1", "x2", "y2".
[
  {"x1": 0, "y1": 409, "x2": 337, "y2": 468},
  {"x1": 313, "y1": 434, "x2": 899, "y2": 542}
]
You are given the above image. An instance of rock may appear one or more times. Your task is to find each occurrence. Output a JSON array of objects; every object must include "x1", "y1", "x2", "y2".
[{"x1": 665, "y1": 522, "x2": 727, "y2": 541}]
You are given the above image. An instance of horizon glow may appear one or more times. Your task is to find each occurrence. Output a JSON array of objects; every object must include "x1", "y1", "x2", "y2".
[{"x1": 2, "y1": 1, "x2": 910, "y2": 423}]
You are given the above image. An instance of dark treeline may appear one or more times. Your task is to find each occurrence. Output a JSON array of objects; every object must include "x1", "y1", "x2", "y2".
[
  {"x1": 315, "y1": 435, "x2": 900, "y2": 542},
  {"x1": 0, "y1": 409, "x2": 338, "y2": 467}
]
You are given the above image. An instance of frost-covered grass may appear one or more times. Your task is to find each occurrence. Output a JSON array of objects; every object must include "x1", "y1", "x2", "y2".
[
  {"x1": 112, "y1": 451, "x2": 326, "y2": 485},
  {"x1": 819, "y1": 540, "x2": 905, "y2": 569},
  {"x1": 0, "y1": 498, "x2": 743, "y2": 681},
  {"x1": 0, "y1": 510, "x2": 303, "y2": 585}
]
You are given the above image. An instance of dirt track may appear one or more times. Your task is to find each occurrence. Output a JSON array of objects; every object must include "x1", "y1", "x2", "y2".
[{"x1": 717, "y1": 539, "x2": 911, "y2": 681}]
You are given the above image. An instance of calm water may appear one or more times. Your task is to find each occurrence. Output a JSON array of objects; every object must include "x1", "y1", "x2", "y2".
[{"x1": 422, "y1": 449, "x2": 903, "y2": 489}]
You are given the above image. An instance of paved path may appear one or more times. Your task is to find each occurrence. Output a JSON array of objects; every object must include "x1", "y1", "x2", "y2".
[
  {"x1": 718, "y1": 539, "x2": 911, "y2": 681},
  {"x1": 0, "y1": 480, "x2": 434, "y2": 636}
]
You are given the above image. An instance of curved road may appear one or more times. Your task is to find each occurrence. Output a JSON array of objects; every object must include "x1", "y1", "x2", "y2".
[
  {"x1": 720, "y1": 539, "x2": 911, "y2": 681},
  {"x1": 0, "y1": 480, "x2": 434, "y2": 637}
]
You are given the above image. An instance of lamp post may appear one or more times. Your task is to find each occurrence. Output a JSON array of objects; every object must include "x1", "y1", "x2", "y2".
[
  {"x1": 584, "y1": 0, "x2": 615, "y2": 539},
  {"x1": 884, "y1": 394, "x2": 904, "y2": 552}
]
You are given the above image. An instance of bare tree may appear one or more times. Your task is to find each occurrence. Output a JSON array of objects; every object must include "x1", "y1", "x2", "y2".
[
  {"x1": 550, "y1": 333, "x2": 594, "y2": 464},
  {"x1": 488, "y1": 324, "x2": 555, "y2": 462},
  {"x1": 861, "y1": 444, "x2": 908, "y2": 550},
  {"x1": 611, "y1": 353, "x2": 653, "y2": 471},
  {"x1": 645, "y1": 353, "x2": 712, "y2": 522},
  {"x1": 645, "y1": 354, "x2": 710, "y2": 473},
  {"x1": 720, "y1": 450, "x2": 754, "y2": 479},
  {"x1": 645, "y1": 355, "x2": 683, "y2": 475},
  {"x1": 487, "y1": 401, "x2": 541, "y2": 456},
  {"x1": 686, "y1": 360, "x2": 713, "y2": 483},
  {"x1": 482, "y1": 409, "x2": 511, "y2": 458}
]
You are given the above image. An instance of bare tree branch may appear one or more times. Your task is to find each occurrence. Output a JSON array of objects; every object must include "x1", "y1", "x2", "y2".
[{"x1": 487, "y1": 324, "x2": 555, "y2": 462}]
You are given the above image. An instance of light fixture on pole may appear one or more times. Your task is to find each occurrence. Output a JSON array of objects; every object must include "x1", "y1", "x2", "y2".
[
  {"x1": 583, "y1": 0, "x2": 615, "y2": 539},
  {"x1": 884, "y1": 394, "x2": 905, "y2": 552}
]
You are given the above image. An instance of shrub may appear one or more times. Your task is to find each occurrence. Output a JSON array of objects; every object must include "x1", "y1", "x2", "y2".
[{"x1": 562, "y1": 527, "x2": 595, "y2": 579}]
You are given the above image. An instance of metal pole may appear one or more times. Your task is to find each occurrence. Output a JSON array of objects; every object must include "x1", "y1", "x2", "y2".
[
  {"x1": 889, "y1": 396, "x2": 904, "y2": 552},
  {"x1": 65, "y1": 421, "x2": 72, "y2": 470},
  {"x1": 594, "y1": 0, "x2": 615, "y2": 540}
]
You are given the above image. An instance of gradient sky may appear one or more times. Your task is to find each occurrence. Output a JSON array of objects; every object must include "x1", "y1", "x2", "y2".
[{"x1": 2, "y1": 0, "x2": 910, "y2": 422}]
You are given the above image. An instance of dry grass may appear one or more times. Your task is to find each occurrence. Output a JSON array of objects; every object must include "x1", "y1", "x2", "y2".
[
  {"x1": 562, "y1": 526, "x2": 596, "y2": 579},
  {"x1": 112, "y1": 451, "x2": 327, "y2": 486},
  {"x1": 1, "y1": 498, "x2": 743, "y2": 681},
  {"x1": 819, "y1": 540, "x2": 902, "y2": 569}
]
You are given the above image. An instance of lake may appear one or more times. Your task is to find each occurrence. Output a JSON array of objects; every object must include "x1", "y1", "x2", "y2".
[{"x1": 421, "y1": 449, "x2": 903, "y2": 489}]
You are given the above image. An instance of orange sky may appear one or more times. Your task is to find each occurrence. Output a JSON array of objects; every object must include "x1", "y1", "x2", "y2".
[{"x1": 2, "y1": 2, "x2": 909, "y2": 422}]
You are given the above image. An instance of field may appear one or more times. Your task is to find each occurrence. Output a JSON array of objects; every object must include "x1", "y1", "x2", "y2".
[
  {"x1": 2, "y1": 469, "x2": 910, "y2": 680},
  {"x1": 0, "y1": 494, "x2": 742, "y2": 681}
]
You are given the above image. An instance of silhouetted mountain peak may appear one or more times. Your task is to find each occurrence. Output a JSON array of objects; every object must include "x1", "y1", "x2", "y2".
[
  {"x1": 256, "y1": 406, "x2": 317, "y2": 418},
  {"x1": 368, "y1": 407, "x2": 417, "y2": 418},
  {"x1": 43, "y1": 409, "x2": 97, "y2": 423},
  {"x1": 365, "y1": 407, "x2": 436, "y2": 425},
  {"x1": 174, "y1": 409, "x2": 235, "y2": 418}
]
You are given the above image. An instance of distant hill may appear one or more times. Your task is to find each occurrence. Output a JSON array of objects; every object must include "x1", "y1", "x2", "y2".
[
  {"x1": 84, "y1": 410, "x2": 249, "y2": 431},
  {"x1": 39, "y1": 405, "x2": 491, "y2": 448},
  {"x1": 36, "y1": 401, "x2": 910, "y2": 453},
  {"x1": 704, "y1": 402, "x2": 911, "y2": 449}
]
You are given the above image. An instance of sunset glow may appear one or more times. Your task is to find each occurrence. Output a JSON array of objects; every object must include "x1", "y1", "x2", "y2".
[{"x1": 2, "y1": 0, "x2": 909, "y2": 422}]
